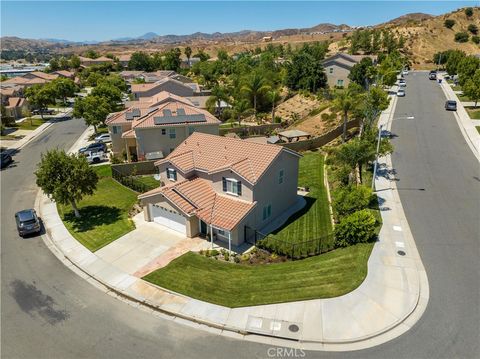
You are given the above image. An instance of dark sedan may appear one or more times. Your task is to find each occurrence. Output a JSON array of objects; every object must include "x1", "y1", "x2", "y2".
[
  {"x1": 445, "y1": 100, "x2": 457, "y2": 111},
  {"x1": 15, "y1": 209, "x2": 41, "y2": 237}
]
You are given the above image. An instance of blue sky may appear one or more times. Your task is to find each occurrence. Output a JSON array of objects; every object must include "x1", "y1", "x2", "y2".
[{"x1": 1, "y1": 1, "x2": 478, "y2": 42}]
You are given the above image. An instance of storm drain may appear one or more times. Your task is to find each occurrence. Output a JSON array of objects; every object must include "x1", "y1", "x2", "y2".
[
  {"x1": 397, "y1": 250, "x2": 406, "y2": 256},
  {"x1": 246, "y1": 316, "x2": 302, "y2": 340}
]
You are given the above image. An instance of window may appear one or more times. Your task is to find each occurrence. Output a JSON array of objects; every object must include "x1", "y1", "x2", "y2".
[
  {"x1": 112, "y1": 125, "x2": 121, "y2": 134},
  {"x1": 262, "y1": 204, "x2": 272, "y2": 221},
  {"x1": 222, "y1": 177, "x2": 242, "y2": 196},
  {"x1": 169, "y1": 128, "x2": 176, "y2": 139},
  {"x1": 217, "y1": 229, "x2": 226, "y2": 236},
  {"x1": 166, "y1": 168, "x2": 177, "y2": 181},
  {"x1": 337, "y1": 79, "x2": 344, "y2": 87},
  {"x1": 278, "y1": 169, "x2": 285, "y2": 184},
  {"x1": 161, "y1": 128, "x2": 166, "y2": 135},
  {"x1": 329, "y1": 67, "x2": 334, "y2": 74}
]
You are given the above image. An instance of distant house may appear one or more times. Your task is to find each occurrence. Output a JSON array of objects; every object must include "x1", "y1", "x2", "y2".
[
  {"x1": 322, "y1": 53, "x2": 377, "y2": 88},
  {"x1": 263, "y1": 36, "x2": 273, "y2": 42},
  {"x1": 5, "y1": 97, "x2": 29, "y2": 119},
  {"x1": 1, "y1": 71, "x2": 59, "y2": 89},
  {"x1": 138, "y1": 132, "x2": 301, "y2": 248},
  {"x1": 52, "y1": 70, "x2": 75, "y2": 79},
  {"x1": 117, "y1": 54, "x2": 132, "y2": 68},
  {"x1": 79, "y1": 56, "x2": 114, "y2": 67},
  {"x1": 130, "y1": 77, "x2": 202, "y2": 100},
  {"x1": 106, "y1": 92, "x2": 220, "y2": 161}
]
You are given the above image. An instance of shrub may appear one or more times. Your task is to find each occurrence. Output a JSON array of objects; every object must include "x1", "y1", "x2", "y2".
[
  {"x1": 334, "y1": 209, "x2": 377, "y2": 247},
  {"x1": 332, "y1": 185, "x2": 373, "y2": 217},
  {"x1": 455, "y1": 32, "x2": 470, "y2": 43},
  {"x1": 468, "y1": 24, "x2": 478, "y2": 35},
  {"x1": 234, "y1": 256, "x2": 240, "y2": 263},
  {"x1": 472, "y1": 36, "x2": 480, "y2": 44},
  {"x1": 444, "y1": 19, "x2": 455, "y2": 29},
  {"x1": 465, "y1": 7, "x2": 473, "y2": 17}
]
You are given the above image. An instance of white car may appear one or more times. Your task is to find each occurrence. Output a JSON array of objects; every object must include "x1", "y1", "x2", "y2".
[
  {"x1": 84, "y1": 150, "x2": 108, "y2": 164},
  {"x1": 398, "y1": 79, "x2": 406, "y2": 87},
  {"x1": 402, "y1": 70, "x2": 409, "y2": 76},
  {"x1": 95, "y1": 133, "x2": 111, "y2": 143},
  {"x1": 397, "y1": 89, "x2": 406, "y2": 97}
]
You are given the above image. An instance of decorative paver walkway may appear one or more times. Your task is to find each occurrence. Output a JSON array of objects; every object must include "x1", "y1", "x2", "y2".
[{"x1": 38, "y1": 97, "x2": 429, "y2": 351}]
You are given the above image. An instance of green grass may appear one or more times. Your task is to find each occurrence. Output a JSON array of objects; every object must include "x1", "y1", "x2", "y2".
[
  {"x1": 144, "y1": 244, "x2": 374, "y2": 307},
  {"x1": 451, "y1": 85, "x2": 463, "y2": 91},
  {"x1": 93, "y1": 164, "x2": 112, "y2": 178},
  {"x1": 466, "y1": 108, "x2": 480, "y2": 119},
  {"x1": 458, "y1": 94, "x2": 473, "y2": 102},
  {"x1": 15, "y1": 118, "x2": 46, "y2": 130},
  {"x1": 271, "y1": 152, "x2": 333, "y2": 243},
  {"x1": 57, "y1": 177, "x2": 138, "y2": 252},
  {"x1": 135, "y1": 175, "x2": 159, "y2": 191},
  {"x1": 476, "y1": 127, "x2": 480, "y2": 134}
]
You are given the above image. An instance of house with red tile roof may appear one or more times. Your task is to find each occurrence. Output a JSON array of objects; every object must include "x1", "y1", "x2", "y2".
[
  {"x1": 131, "y1": 77, "x2": 201, "y2": 99},
  {"x1": 5, "y1": 97, "x2": 29, "y2": 119},
  {"x1": 79, "y1": 56, "x2": 114, "y2": 67},
  {"x1": 106, "y1": 92, "x2": 220, "y2": 161},
  {"x1": 138, "y1": 132, "x2": 301, "y2": 248}
]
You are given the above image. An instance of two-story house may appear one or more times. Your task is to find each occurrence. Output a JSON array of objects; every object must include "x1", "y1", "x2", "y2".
[
  {"x1": 106, "y1": 92, "x2": 221, "y2": 161},
  {"x1": 131, "y1": 77, "x2": 201, "y2": 99},
  {"x1": 322, "y1": 52, "x2": 377, "y2": 88},
  {"x1": 138, "y1": 133, "x2": 301, "y2": 249}
]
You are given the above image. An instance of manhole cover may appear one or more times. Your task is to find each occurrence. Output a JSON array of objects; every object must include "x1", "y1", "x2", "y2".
[
  {"x1": 397, "y1": 250, "x2": 406, "y2": 256},
  {"x1": 288, "y1": 324, "x2": 299, "y2": 332}
]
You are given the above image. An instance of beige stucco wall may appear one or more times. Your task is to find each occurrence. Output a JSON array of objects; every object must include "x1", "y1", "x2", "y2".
[
  {"x1": 135, "y1": 124, "x2": 219, "y2": 160},
  {"x1": 210, "y1": 170, "x2": 254, "y2": 202},
  {"x1": 108, "y1": 123, "x2": 132, "y2": 154},
  {"x1": 324, "y1": 64, "x2": 351, "y2": 88}
]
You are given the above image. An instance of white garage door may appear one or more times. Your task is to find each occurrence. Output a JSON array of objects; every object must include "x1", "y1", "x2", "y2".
[{"x1": 150, "y1": 204, "x2": 187, "y2": 235}]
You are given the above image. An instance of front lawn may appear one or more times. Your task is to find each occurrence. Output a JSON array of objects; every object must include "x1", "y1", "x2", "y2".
[
  {"x1": 144, "y1": 243, "x2": 373, "y2": 307},
  {"x1": 15, "y1": 118, "x2": 46, "y2": 130},
  {"x1": 135, "y1": 175, "x2": 159, "y2": 191},
  {"x1": 271, "y1": 151, "x2": 333, "y2": 243},
  {"x1": 466, "y1": 108, "x2": 480, "y2": 119},
  {"x1": 57, "y1": 176, "x2": 137, "y2": 252}
]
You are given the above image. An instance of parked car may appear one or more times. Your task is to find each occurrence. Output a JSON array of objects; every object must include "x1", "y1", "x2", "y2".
[
  {"x1": 402, "y1": 69, "x2": 409, "y2": 76},
  {"x1": 445, "y1": 100, "x2": 457, "y2": 111},
  {"x1": 15, "y1": 209, "x2": 41, "y2": 237},
  {"x1": 397, "y1": 89, "x2": 406, "y2": 97},
  {"x1": 429, "y1": 71, "x2": 437, "y2": 80},
  {"x1": 94, "y1": 133, "x2": 111, "y2": 143},
  {"x1": 79, "y1": 142, "x2": 107, "y2": 154},
  {"x1": 398, "y1": 79, "x2": 406, "y2": 87},
  {"x1": 0, "y1": 152, "x2": 13, "y2": 169},
  {"x1": 84, "y1": 150, "x2": 108, "y2": 164},
  {"x1": 32, "y1": 108, "x2": 55, "y2": 115}
]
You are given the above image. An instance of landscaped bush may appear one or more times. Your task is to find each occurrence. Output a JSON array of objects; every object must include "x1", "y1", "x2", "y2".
[
  {"x1": 334, "y1": 209, "x2": 377, "y2": 247},
  {"x1": 455, "y1": 32, "x2": 470, "y2": 43},
  {"x1": 444, "y1": 19, "x2": 455, "y2": 29},
  {"x1": 332, "y1": 185, "x2": 373, "y2": 217}
]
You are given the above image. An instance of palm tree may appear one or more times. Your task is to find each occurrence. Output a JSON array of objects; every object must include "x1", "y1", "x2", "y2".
[
  {"x1": 266, "y1": 89, "x2": 281, "y2": 123},
  {"x1": 241, "y1": 73, "x2": 270, "y2": 118},
  {"x1": 184, "y1": 46, "x2": 192, "y2": 67},
  {"x1": 232, "y1": 99, "x2": 250, "y2": 126},
  {"x1": 333, "y1": 87, "x2": 358, "y2": 142},
  {"x1": 206, "y1": 85, "x2": 228, "y2": 117}
]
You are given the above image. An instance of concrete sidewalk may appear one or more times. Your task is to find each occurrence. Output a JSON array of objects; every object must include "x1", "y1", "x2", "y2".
[
  {"x1": 2, "y1": 121, "x2": 55, "y2": 154},
  {"x1": 438, "y1": 73, "x2": 480, "y2": 161},
  {"x1": 37, "y1": 94, "x2": 429, "y2": 351}
]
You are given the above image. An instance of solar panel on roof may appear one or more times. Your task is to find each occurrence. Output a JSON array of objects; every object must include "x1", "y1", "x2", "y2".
[
  {"x1": 153, "y1": 114, "x2": 206, "y2": 125},
  {"x1": 132, "y1": 108, "x2": 141, "y2": 117},
  {"x1": 177, "y1": 108, "x2": 186, "y2": 116},
  {"x1": 125, "y1": 112, "x2": 134, "y2": 120},
  {"x1": 163, "y1": 109, "x2": 172, "y2": 116}
]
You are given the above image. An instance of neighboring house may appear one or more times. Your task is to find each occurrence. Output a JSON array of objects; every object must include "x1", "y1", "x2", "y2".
[
  {"x1": 5, "y1": 97, "x2": 29, "y2": 119},
  {"x1": 130, "y1": 77, "x2": 201, "y2": 99},
  {"x1": 138, "y1": 132, "x2": 301, "y2": 248},
  {"x1": 119, "y1": 70, "x2": 145, "y2": 82},
  {"x1": 322, "y1": 53, "x2": 377, "y2": 88},
  {"x1": 0, "y1": 85, "x2": 23, "y2": 102},
  {"x1": 1, "y1": 71, "x2": 59, "y2": 89},
  {"x1": 79, "y1": 56, "x2": 114, "y2": 67},
  {"x1": 52, "y1": 70, "x2": 75, "y2": 79},
  {"x1": 117, "y1": 54, "x2": 132, "y2": 68},
  {"x1": 106, "y1": 92, "x2": 220, "y2": 161}
]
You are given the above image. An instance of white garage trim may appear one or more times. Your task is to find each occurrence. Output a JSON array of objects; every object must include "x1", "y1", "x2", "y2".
[{"x1": 150, "y1": 204, "x2": 187, "y2": 235}]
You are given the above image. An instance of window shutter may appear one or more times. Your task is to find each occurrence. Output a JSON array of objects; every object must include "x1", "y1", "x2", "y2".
[
  {"x1": 222, "y1": 177, "x2": 227, "y2": 192},
  {"x1": 237, "y1": 181, "x2": 242, "y2": 196},
  {"x1": 173, "y1": 170, "x2": 177, "y2": 181}
]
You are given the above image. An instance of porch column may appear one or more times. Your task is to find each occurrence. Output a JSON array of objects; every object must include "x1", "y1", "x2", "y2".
[
  {"x1": 210, "y1": 224, "x2": 214, "y2": 249},
  {"x1": 228, "y1": 231, "x2": 231, "y2": 253},
  {"x1": 125, "y1": 141, "x2": 131, "y2": 162}
]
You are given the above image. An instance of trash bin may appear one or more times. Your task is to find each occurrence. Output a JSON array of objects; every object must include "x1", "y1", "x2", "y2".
[{"x1": 438, "y1": 79, "x2": 442, "y2": 84}]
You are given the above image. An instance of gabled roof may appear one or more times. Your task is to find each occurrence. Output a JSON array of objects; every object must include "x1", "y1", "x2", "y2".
[
  {"x1": 131, "y1": 77, "x2": 195, "y2": 94},
  {"x1": 26, "y1": 71, "x2": 58, "y2": 80},
  {"x1": 6, "y1": 97, "x2": 25, "y2": 108},
  {"x1": 1, "y1": 76, "x2": 48, "y2": 85},
  {"x1": 53, "y1": 70, "x2": 74, "y2": 78},
  {"x1": 79, "y1": 56, "x2": 114, "y2": 63},
  {"x1": 155, "y1": 132, "x2": 300, "y2": 185},
  {"x1": 139, "y1": 177, "x2": 256, "y2": 230}
]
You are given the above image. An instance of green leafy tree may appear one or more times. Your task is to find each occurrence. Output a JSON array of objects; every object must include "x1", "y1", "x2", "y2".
[
  {"x1": 332, "y1": 185, "x2": 373, "y2": 217},
  {"x1": 206, "y1": 84, "x2": 228, "y2": 116},
  {"x1": 334, "y1": 209, "x2": 377, "y2": 247},
  {"x1": 361, "y1": 86, "x2": 390, "y2": 131},
  {"x1": 163, "y1": 48, "x2": 182, "y2": 71},
  {"x1": 193, "y1": 50, "x2": 210, "y2": 62},
  {"x1": 445, "y1": 50, "x2": 466, "y2": 75},
  {"x1": 70, "y1": 55, "x2": 81, "y2": 69},
  {"x1": 73, "y1": 95, "x2": 111, "y2": 133},
  {"x1": 455, "y1": 32, "x2": 469, "y2": 43},
  {"x1": 266, "y1": 89, "x2": 281, "y2": 123},
  {"x1": 457, "y1": 55, "x2": 480, "y2": 85},
  {"x1": 51, "y1": 78, "x2": 76, "y2": 104},
  {"x1": 35, "y1": 149, "x2": 98, "y2": 218},
  {"x1": 348, "y1": 57, "x2": 376, "y2": 89},
  {"x1": 128, "y1": 51, "x2": 154, "y2": 71},
  {"x1": 232, "y1": 99, "x2": 250, "y2": 126},
  {"x1": 241, "y1": 72, "x2": 270, "y2": 117},
  {"x1": 84, "y1": 49, "x2": 99, "y2": 59},
  {"x1": 285, "y1": 51, "x2": 327, "y2": 92},
  {"x1": 91, "y1": 82, "x2": 122, "y2": 110},
  {"x1": 184, "y1": 46, "x2": 192, "y2": 66},
  {"x1": 472, "y1": 35, "x2": 480, "y2": 44},
  {"x1": 333, "y1": 85, "x2": 360, "y2": 142},
  {"x1": 463, "y1": 69, "x2": 480, "y2": 108},
  {"x1": 49, "y1": 57, "x2": 60, "y2": 71},
  {"x1": 444, "y1": 19, "x2": 455, "y2": 29},
  {"x1": 24, "y1": 84, "x2": 55, "y2": 119}
]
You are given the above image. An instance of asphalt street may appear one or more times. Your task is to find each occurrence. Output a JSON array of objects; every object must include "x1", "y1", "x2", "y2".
[{"x1": 1, "y1": 72, "x2": 479, "y2": 359}]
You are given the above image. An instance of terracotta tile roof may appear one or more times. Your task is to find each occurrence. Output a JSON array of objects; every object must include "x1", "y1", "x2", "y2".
[
  {"x1": 156, "y1": 132, "x2": 299, "y2": 184},
  {"x1": 132, "y1": 101, "x2": 220, "y2": 129},
  {"x1": 130, "y1": 83, "x2": 157, "y2": 93},
  {"x1": 6, "y1": 97, "x2": 24, "y2": 108},
  {"x1": 121, "y1": 129, "x2": 136, "y2": 138},
  {"x1": 141, "y1": 177, "x2": 256, "y2": 230},
  {"x1": 28, "y1": 71, "x2": 58, "y2": 80},
  {"x1": 117, "y1": 54, "x2": 132, "y2": 62},
  {"x1": 0, "y1": 87, "x2": 18, "y2": 97},
  {"x1": 53, "y1": 70, "x2": 74, "y2": 78},
  {"x1": 2, "y1": 76, "x2": 48, "y2": 85}
]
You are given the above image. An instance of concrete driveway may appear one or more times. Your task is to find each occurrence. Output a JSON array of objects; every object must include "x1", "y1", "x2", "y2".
[{"x1": 95, "y1": 213, "x2": 204, "y2": 276}]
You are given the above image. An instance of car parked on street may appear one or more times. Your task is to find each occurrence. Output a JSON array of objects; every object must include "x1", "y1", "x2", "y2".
[
  {"x1": 0, "y1": 152, "x2": 13, "y2": 169},
  {"x1": 397, "y1": 89, "x2": 406, "y2": 97},
  {"x1": 429, "y1": 71, "x2": 437, "y2": 80},
  {"x1": 15, "y1": 209, "x2": 41, "y2": 237},
  {"x1": 32, "y1": 108, "x2": 55, "y2": 115},
  {"x1": 94, "y1": 133, "x2": 111, "y2": 143},
  {"x1": 79, "y1": 142, "x2": 107, "y2": 154},
  {"x1": 445, "y1": 100, "x2": 457, "y2": 111},
  {"x1": 402, "y1": 69, "x2": 409, "y2": 76},
  {"x1": 399, "y1": 79, "x2": 406, "y2": 87}
]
